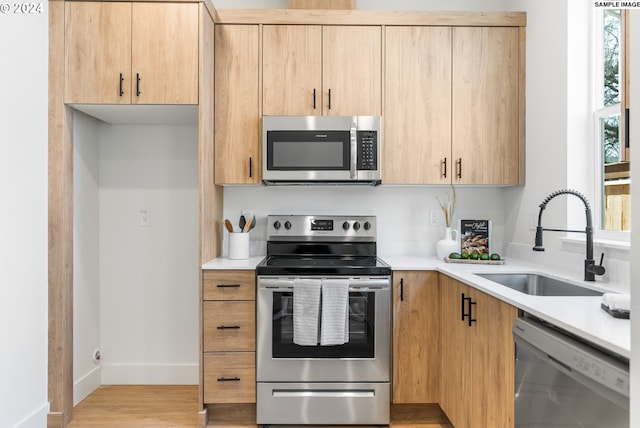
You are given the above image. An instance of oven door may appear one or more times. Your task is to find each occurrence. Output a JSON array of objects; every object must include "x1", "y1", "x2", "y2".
[{"x1": 256, "y1": 276, "x2": 391, "y2": 383}]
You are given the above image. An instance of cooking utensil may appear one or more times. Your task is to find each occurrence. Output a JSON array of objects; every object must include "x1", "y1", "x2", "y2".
[
  {"x1": 224, "y1": 219, "x2": 234, "y2": 233},
  {"x1": 239, "y1": 210, "x2": 256, "y2": 231},
  {"x1": 242, "y1": 215, "x2": 253, "y2": 233}
]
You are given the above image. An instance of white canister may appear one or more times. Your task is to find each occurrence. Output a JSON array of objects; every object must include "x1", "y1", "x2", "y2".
[
  {"x1": 229, "y1": 232, "x2": 250, "y2": 260},
  {"x1": 436, "y1": 227, "x2": 459, "y2": 259}
]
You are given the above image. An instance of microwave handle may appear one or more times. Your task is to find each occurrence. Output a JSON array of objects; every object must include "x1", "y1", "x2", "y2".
[{"x1": 350, "y1": 122, "x2": 357, "y2": 179}]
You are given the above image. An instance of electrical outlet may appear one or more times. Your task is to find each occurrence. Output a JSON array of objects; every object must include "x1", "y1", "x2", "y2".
[
  {"x1": 139, "y1": 209, "x2": 150, "y2": 227},
  {"x1": 429, "y1": 210, "x2": 439, "y2": 226}
]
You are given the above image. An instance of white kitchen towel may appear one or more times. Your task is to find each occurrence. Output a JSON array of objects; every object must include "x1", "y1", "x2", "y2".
[
  {"x1": 601, "y1": 293, "x2": 631, "y2": 312},
  {"x1": 293, "y1": 279, "x2": 321, "y2": 346},
  {"x1": 320, "y1": 279, "x2": 350, "y2": 346}
]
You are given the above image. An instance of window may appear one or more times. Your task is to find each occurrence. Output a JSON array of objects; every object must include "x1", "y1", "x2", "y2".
[{"x1": 594, "y1": 8, "x2": 630, "y2": 233}]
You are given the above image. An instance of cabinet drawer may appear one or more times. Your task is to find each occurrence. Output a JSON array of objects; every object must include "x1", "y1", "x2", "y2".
[
  {"x1": 203, "y1": 270, "x2": 255, "y2": 301},
  {"x1": 203, "y1": 352, "x2": 255, "y2": 404},
  {"x1": 203, "y1": 301, "x2": 255, "y2": 352}
]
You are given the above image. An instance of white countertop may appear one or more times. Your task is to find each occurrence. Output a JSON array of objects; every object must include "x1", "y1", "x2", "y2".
[{"x1": 202, "y1": 255, "x2": 630, "y2": 359}]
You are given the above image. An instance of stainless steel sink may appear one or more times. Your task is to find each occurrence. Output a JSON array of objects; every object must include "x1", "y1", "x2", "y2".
[{"x1": 475, "y1": 273, "x2": 603, "y2": 296}]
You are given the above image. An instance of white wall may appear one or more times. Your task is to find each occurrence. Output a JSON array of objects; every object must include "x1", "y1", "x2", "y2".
[
  {"x1": 98, "y1": 125, "x2": 199, "y2": 385},
  {"x1": 223, "y1": 186, "x2": 506, "y2": 258},
  {"x1": 0, "y1": 5, "x2": 49, "y2": 428},
  {"x1": 73, "y1": 112, "x2": 102, "y2": 404}
]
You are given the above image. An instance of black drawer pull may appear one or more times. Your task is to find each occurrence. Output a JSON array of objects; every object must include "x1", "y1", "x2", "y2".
[
  {"x1": 216, "y1": 284, "x2": 241, "y2": 288},
  {"x1": 217, "y1": 325, "x2": 240, "y2": 330},
  {"x1": 217, "y1": 377, "x2": 240, "y2": 382}
]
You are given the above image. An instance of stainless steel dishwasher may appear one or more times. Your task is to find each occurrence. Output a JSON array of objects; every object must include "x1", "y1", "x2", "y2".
[{"x1": 513, "y1": 317, "x2": 629, "y2": 427}]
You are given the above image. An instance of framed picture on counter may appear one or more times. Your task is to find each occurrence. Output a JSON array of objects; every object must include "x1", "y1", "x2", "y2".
[{"x1": 459, "y1": 219, "x2": 491, "y2": 255}]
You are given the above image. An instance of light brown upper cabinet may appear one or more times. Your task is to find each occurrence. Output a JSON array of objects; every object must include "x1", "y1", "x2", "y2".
[
  {"x1": 65, "y1": 2, "x2": 199, "y2": 105},
  {"x1": 452, "y1": 27, "x2": 521, "y2": 185},
  {"x1": 214, "y1": 24, "x2": 261, "y2": 185},
  {"x1": 262, "y1": 25, "x2": 382, "y2": 116},
  {"x1": 384, "y1": 26, "x2": 523, "y2": 185},
  {"x1": 384, "y1": 26, "x2": 452, "y2": 184}
]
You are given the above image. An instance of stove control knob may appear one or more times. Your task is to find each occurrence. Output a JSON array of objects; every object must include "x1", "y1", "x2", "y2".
[
  {"x1": 342, "y1": 221, "x2": 350, "y2": 230},
  {"x1": 273, "y1": 221, "x2": 281, "y2": 230},
  {"x1": 353, "y1": 221, "x2": 361, "y2": 231},
  {"x1": 364, "y1": 221, "x2": 371, "y2": 230},
  {"x1": 284, "y1": 221, "x2": 292, "y2": 230}
]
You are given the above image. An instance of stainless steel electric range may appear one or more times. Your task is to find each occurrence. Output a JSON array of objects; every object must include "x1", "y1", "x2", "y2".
[{"x1": 255, "y1": 215, "x2": 391, "y2": 427}]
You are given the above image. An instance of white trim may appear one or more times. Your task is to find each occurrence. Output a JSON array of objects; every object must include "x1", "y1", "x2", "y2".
[
  {"x1": 9, "y1": 403, "x2": 49, "y2": 428},
  {"x1": 74, "y1": 366, "x2": 102, "y2": 406}
]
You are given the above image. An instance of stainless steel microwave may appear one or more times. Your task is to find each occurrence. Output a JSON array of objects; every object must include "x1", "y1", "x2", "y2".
[{"x1": 262, "y1": 116, "x2": 381, "y2": 185}]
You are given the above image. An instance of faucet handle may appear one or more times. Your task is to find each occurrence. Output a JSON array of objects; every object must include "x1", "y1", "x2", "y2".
[{"x1": 590, "y1": 252, "x2": 606, "y2": 276}]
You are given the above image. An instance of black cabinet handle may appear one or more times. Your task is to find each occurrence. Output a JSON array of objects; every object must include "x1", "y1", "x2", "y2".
[
  {"x1": 217, "y1": 325, "x2": 240, "y2": 330},
  {"x1": 313, "y1": 88, "x2": 317, "y2": 110},
  {"x1": 442, "y1": 158, "x2": 447, "y2": 178},
  {"x1": 216, "y1": 284, "x2": 240, "y2": 288},
  {"x1": 400, "y1": 278, "x2": 404, "y2": 302},
  {"x1": 461, "y1": 293, "x2": 467, "y2": 321},
  {"x1": 461, "y1": 293, "x2": 477, "y2": 327},
  {"x1": 249, "y1": 157, "x2": 253, "y2": 178},
  {"x1": 456, "y1": 158, "x2": 462, "y2": 179},
  {"x1": 217, "y1": 377, "x2": 240, "y2": 382},
  {"x1": 119, "y1": 73, "x2": 124, "y2": 97},
  {"x1": 328, "y1": 88, "x2": 332, "y2": 110},
  {"x1": 136, "y1": 73, "x2": 141, "y2": 96}
]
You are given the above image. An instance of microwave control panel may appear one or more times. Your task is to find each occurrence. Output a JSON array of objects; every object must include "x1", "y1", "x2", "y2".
[{"x1": 357, "y1": 131, "x2": 378, "y2": 170}]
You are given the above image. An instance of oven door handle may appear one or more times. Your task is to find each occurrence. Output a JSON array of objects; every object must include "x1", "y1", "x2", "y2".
[
  {"x1": 259, "y1": 279, "x2": 390, "y2": 289},
  {"x1": 272, "y1": 389, "x2": 376, "y2": 398}
]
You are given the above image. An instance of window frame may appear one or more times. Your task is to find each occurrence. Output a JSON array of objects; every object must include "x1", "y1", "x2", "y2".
[{"x1": 592, "y1": 7, "x2": 630, "y2": 240}]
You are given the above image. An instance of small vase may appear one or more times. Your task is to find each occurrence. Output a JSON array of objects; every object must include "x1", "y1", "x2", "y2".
[{"x1": 436, "y1": 227, "x2": 459, "y2": 259}]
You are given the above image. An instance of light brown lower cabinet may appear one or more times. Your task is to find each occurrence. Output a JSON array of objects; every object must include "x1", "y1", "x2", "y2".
[
  {"x1": 440, "y1": 274, "x2": 517, "y2": 428},
  {"x1": 392, "y1": 271, "x2": 440, "y2": 403},
  {"x1": 203, "y1": 353, "x2": 256, "y2": 404},
  {"x1": 202, "y1": 270, "x2": 256, "y2": 406}
]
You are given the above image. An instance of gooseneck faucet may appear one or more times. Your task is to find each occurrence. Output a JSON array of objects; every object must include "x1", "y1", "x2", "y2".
[{"x1": 533, "y1": 189, "x2": 605, "y2": 281}]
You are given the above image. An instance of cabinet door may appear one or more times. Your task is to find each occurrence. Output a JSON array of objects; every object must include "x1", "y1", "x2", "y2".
[
  {"x1": 214, "y1": 25, "x2": 261, "y2": 184},
  {"x1": 452, "y1": 27, "x2": 520, "y2": 185},
  {"x1": 439, "y1": 275, "x2": 472, "y2": 428},
  {"x1": 392, "y1": 271, "x2": 440, "y2": 403},
  {"x1": 470, "y1": 288, "x2": 517, "y2": 428},
  {"x1": 65, "y1": 2, "x2": 132, "y2": 104},
  {"x1": 131, "y1": 3, "x2": 199, "y2": 104},
  {"x1": 384, "y1": 26, "x2": 452, "y2": 184},
  {"x1": 263, "y1": 25, "x2": 322, "y2": 115},
  {"x1": 322, "y1": 26, "x2": 382, "y2": 116}
]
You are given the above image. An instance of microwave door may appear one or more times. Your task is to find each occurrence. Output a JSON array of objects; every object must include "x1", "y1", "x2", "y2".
[
  {"x1": 350, "y1": 123, "x2": 357, "y2": 179},
  {"x1": 265, "y1": 130, "x2": 352, "y2": 182}
]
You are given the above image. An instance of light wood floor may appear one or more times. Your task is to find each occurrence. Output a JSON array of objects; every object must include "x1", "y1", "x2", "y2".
[{"x1": 68, "y1": 386, "x2": 452, "y2": 428}]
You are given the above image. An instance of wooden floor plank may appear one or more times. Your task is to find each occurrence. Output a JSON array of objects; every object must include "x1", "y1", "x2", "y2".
[
  {"x1": 68, "y1": 385, "x2": 199, "y2": 427},
  {"x1": 68, "y1": 386, "x2": 452, "y2": 427}
]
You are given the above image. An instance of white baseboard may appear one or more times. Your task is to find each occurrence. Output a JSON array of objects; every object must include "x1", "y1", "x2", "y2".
[
  {"x1": 101, "y1": 363, "x2": 198, "y2": 385},
  {"x1": 11, "y1": 402, "x2": 48, "y2": 428},
  {"x1": 74, "y1": 366, "x2": 102, "y2": 406}
]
